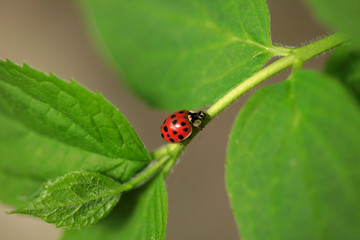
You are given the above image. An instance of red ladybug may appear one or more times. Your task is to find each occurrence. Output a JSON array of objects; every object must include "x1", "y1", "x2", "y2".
[{"x1": 160, "y1": 110, "x2": 206, "y2": 143}]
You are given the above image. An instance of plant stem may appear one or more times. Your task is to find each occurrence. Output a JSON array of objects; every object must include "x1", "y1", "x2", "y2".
[
  {"x1": 206, "y1": 33, "x2": 348, "y2": 117},
  {"x1": 293, "y1": 34, "x2": 348, "y2": 61},
  {"x1": 120, "y1": 156, "x2": 171, "y2": 191},
  {"x1": 124, "y1": 33, "x2": 348, "y2": 191},
  {"x1": 207, "y1": 55, "x2": 294, "y2": 117},
  {"x1": 119, "y1": 144, "x2": 184, "y2": 191},
  {"x1": 150, "y1": 144, "x2": 183, "y2": 160},
  {"x1": 162, "y1": 149, "x2": 184, "y2": 177}
]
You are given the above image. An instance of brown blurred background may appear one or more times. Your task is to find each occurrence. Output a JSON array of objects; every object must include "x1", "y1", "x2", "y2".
[{"x1": 0, "y1": 0, "x2": 328, "y2": 239}]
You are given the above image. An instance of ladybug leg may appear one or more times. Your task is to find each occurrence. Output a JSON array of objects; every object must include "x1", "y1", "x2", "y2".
[
  {"x1": 192, "y1": 119, "x2": 204, "y2": 130},
  {"x1": 195, "y1": 126, "x2": 203, "y2": 130}
]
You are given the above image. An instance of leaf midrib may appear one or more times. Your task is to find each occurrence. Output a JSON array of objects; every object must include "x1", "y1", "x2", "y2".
[
  {"x1": 56, "y1": 196, "x2": 116, "y2": 228},
  {"x1": 22, "y1": 191, "x2": 121, "y2": 211},
  {"x1": 120, "y1": 0, "x2": 272, "y2": 51},
  {"x1": 289, "y1": 78, "x2": 360, "y2": 237},
  {"x1": 4, "y1": 67, "x2": 150, "y2": 161}
]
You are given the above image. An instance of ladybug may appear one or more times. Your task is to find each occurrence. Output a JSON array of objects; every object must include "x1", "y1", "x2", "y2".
[{"x1": 160, "y1": 110, "x2": 206, "y2": 143}]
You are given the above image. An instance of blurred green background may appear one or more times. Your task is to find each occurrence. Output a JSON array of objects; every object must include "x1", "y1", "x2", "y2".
[{"x1": 0, "y1": 0, "x2": 328, "y2": 239}]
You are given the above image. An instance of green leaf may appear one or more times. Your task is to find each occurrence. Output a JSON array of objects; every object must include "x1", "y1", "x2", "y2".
[
  {"x1": 0, "y1": 114, "x2": 147, "y2": 208},
  {"x1": 9, "y1": 171, "x2": 123, "y2": 230},
  {"x1": 0, "y1": 60, "x2": 150, "y2": 208},
  {"x1": 325, "y1": 44, "x2": 360, "y2": 100},
  {"x1": 226, "y1": 71, "x2": 360, "y2": 240},
  {"x1": 0, "y1": 60, "x2": 150, "y2": 159},
  {"x1": 62, "y1": 175, "x2": 167, "y2": 240},
  {"x1": 305, "y1": 0, "x2": 360, "y2": 41},
  {"x1": 81, "y1": 0, "x2": 275, "y2": 109}
]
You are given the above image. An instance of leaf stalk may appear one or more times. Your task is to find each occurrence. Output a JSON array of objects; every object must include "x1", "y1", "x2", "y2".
[{"x1": 207, "y1": 33, "x2": 349, "y2": 117}]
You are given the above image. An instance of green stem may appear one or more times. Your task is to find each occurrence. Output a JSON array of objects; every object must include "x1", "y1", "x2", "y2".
[
  {"x1": 293, "y1": 34, "x2": 348, "y2": 61},
  {"x1": 207, "y1": 55, "x2": 295, "y2": 117},
  {"x1": 207, "y1": 33, "x2": 348, "y2": 117},
  {"x1": 122, "y1": 33, "x2": 348, "y2": 192},
  {"x1": 150, "y1": 144, "x2": 183, "y2": 160},
  {"x1": 120, "y1": 156, "x2": 171, "y2": 191},
  {"x1": 120, "y1": 144, "x2": 184, "y2": 191},
  {"x1": 162, "y1": 149, "x2": 184, "y2": 177}
]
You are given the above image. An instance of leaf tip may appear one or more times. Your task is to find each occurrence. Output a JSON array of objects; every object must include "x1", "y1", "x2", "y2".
[{"x1": 6, "y1": 209, "x2": 21, "y2": 214}]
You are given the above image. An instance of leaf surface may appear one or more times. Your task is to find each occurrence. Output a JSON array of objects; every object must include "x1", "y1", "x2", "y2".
[
  {"x1": 0, "y1": 60, "x2": 150, "y2": 207},
  {"x1": 0, "y1": 60, "x2": 150, "y2": 160},
  {"x1": 10, "y1": 171, "x2": 123, "y2": 230},
  {"x1": 81, "y1": 0, "x2": 275, "y2": 109},
  {"x1": 226, "y1": 71, "x2": 360, "y2": 239},
  {"x1": 0, "y1": 115, "x2": 147, "y2": 208},
  {"x1": 63, "y1": 175, "x2": 167, "y2": 240}
]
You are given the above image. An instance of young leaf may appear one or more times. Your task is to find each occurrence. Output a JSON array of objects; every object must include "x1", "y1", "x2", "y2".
[
  {"x1": 305, "y1": 0, "x2": 360, "y2": 41},
  {"x1": 9, "y1": 171, "x2": 124, "y2": 230},
  {"x1": 0, "y1": 115, "x2": 147, "y2": 208},
  {"x1": 325, "y1": 44, "x2": 360, "y2": 100},
  {"x1": 0, "y1": 60, "x2": 150, "y2": 160},
  {"x1": 62, "y1": 175, "x2": 167, "y2": 240},
  {"x1": 81, "y1": 0, "x2": 275, "y2": 109},
  {"x1": 226, "y1": 71, "x2": 360, "y2": 240}
]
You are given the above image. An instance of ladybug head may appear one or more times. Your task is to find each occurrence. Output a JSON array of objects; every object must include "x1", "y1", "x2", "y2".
[
  {"x1": 197, "y1": 111, "x2": 206, "y2": 120},
  {"x1": 187, "y1": 111, "x2": 206, "y2": 127}
]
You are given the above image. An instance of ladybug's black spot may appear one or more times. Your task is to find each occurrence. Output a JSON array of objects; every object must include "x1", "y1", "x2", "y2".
[
  {"x1": 173, "y1": 131, "x2": 178, "y2": 135},
  {"x1": 161, "y1": 133, "x2": 164, "y2": 138},
  {"x1": 178, "y1": 135, "x2": 184, "y2": 140},
  {"x1": 167, "y1": 134, "x2": 170, "y2": 137},
  {"x1": 163, "y1": 126, "x2": 168, "y2": 132},
  {"x1": 169, "y1": 138, "x2": 175, "y2": 142},
  {"x1": 181, "y1": 122, "x2": 186, "y2": 126},
  {"x1": 171, "y1": 115, "x2": 176, "y2": 118},
  {"x1": 179, "y1": 111, "x2": 184, "y2": 113},
  {"x1": 172, "y1": 120, "x2": 177, "y2": 125},
  {"x1": 183, "y1": 128, "x2": 188, "y2": 132}
]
